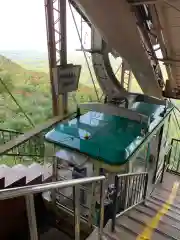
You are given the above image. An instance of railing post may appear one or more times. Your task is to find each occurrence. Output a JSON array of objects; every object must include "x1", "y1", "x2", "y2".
[
  {"x1": 143, "y1": 174, "x2": 148, "y2": 200},
  {"x1": 51, "y1": 156, "x2": 57, "y2": 205},
  {"x1": 160, "y1": 153, "x2": 168, "y2": 183},
  {"x1": 111, "y1": 176, "x2": 119, "y2": 232},
  {"x1": 73, "y1": 185, "x2": 80, "y2": 240},
  {"x1": 99, "y1": 179, "x2": 105, "y2": 239},
  {"x1": 124, "y1": 176, "x2": 130, "y2": 209},
  {"x1": 25, "y1": 194, "x2": 38, "y2": 240},
  {"x1": 167, "y1": 141, "x2": 173, "y2": 167}
]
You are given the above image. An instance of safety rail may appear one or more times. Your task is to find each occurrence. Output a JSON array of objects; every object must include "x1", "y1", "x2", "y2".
[
  {"x1": 167, "y1": 138, "x2": 180, "y2": 174},
  {"x1": 0, "y1": 128, "x2": 45, "y2": 157},
  {"x1": 0, "y1": 113, "x2": 75, "y2": 166},
  {"x1": 0, "y1": 128, "x2": 22, "y2": 144},
  {"x1": 111, "y1": 172, "x2": 148, "y2": 232},
  {"x1": 0, "y1": 113, "x2": 75, "y2": 156},
  {"x1": 0, "y1": 175, "x2": 106, "y2": 240}
]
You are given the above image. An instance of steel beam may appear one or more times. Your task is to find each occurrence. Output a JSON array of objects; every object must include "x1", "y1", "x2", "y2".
[
  {"x1": 129, "y1": 0, "x2": 162, "y2": 5},
  {"x1": 45, "y1": 0, "x2": 68, "y2": 116}
]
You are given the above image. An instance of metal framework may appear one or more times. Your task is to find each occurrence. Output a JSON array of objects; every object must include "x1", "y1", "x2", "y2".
[
  {"x1": 39, "y1": 0, "x2": 180, "y2": 117},
  {"x1": 45, "y1": 0, "x2": 67, "y2": 116},
  {"x1": 45, "y1": 0, "x2": 134, "y2": 115},
  {"x1": 120, "y1": 60, "x2": 132, "y2": 92}
]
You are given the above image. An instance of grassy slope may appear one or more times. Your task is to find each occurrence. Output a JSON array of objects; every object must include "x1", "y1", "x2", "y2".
[{"x1": 0, "y1": 54, "x2": 97, "y2": 131}]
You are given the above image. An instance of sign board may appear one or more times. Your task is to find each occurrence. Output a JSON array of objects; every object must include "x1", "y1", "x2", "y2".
[{"x1": 53, "y1": 64, "x2": 81, "y2": 94}]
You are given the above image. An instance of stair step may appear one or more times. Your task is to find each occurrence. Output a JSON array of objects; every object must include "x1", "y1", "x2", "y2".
[
  {"x1": 136, "y1": 204, "x2": 180, "y2": 229},
  {"x1": 0, "y1": 165, "x2": 10, "y2": 175},
  {"x1": 13, "y1": 164, "x2": 43, "y2": 184},
  {"x1": 153, "y1": 188, "x2": 180, "y2": 205},
  {"x1": 29, "y1": 163, "x2": 52, "y2": 182},
  {"x1": 0, "y1": 162, "x2": 52, "y2": 189},
  {"x1": 151, "y1": 195, "x2": 180, "y2": 211},
  {"x1": 145, "y1": 200, "x2": 180, "y2": 221},
  {"x1": 117, "y1": 215, "x2": 169, "y2": 240},
  {"x1": 0, "y1": 163, "x2": 53, "y2": 188},
  {"x1": 0, "y1": 178, "x2": 5, "y2": 189},
  {"x1": 158, "y1": 186, "x2": 180, "y2": 197},
  {"x1": 40, "y1": 228, "x2": 71, "y2": 240},
  {"x1": 104, "y1": 221, "x2": 135, "y2": 240},
  {"x1": 147, "y1": 197, "x2": 180, "y2": 215},
  {"x1": 104, "y1": 230, "x2": 132, "y2": 240},
  {"x1": 6, "y1": 176, "x2": 26, "y2": 188},
  {"x1": 153, "y1": 192, "x2": 180, "y2": 208},
  {"x1": 126, "y1": 208, "x2": 180, "y2": 239},
  {"x1": 13, "y1": 164, "x2": 27, "y2": 171},
  {"x1": 0, "y1": 166, "x2": 26, "y2": 187}
]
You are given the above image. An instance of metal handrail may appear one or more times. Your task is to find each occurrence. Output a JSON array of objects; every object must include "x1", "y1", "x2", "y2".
[
  {"x1": 0, "y1": 129, "x2": 22, "y2": 134},
  {"x1": 116, "y1": 171, "x2": 148, "y2": 178},
  {"x1": 0, "y1": 176, "x2": 106, "y2": 240},
  {"x1": 0, "y1": 112, "x2": 75, "y2": 156},
  {"x1": 0, "y1": 176, "x2": 105, "y2": 199},
  {"x1": 111, "y1": 172, "x2": 148, "y2": 232}
]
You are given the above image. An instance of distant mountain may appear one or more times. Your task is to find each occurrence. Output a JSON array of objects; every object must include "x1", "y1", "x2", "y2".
[
  {"x1": 0, "y1": 50, "x2": 48, "y2": 61},
  {"x1": 0, "y1": 50, "x2": 99, "y2": 87},
  {"x1": 0, "y1": 55, "x2": 24, "y2": 73},
  {"x1": 0, "y1": 54, "x2": 95, "y2": 96}
]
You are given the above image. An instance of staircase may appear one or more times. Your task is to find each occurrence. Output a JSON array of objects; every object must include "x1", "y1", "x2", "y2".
[
  {"x1": 2, "y1": 128, "x2": 180, "y2": 239},
  {"x1": 0, "y1": 163, "x2": 52, "y2": 188},
  {"x1": 89, "y1": 172, "x2": 180, "y2": 240},
  {"x1": 0, "y1": 162, "x2": 53, "y2": 239}
]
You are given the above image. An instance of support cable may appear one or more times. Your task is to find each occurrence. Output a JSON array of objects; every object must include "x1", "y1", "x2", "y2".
[
  {"x1": 164, "y1": 1, "x2": 180, "y2": 14},
  {"x1": 68, "y1": 1, "x2": 100, "y2": 102},
  {"x1": 0, "y1": 77, "x2": 35, "y2": 128}
]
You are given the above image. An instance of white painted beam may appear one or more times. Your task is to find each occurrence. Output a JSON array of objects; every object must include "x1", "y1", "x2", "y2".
[{"x1": 76, "y1": 0, "x2": 162, "y2": 98}]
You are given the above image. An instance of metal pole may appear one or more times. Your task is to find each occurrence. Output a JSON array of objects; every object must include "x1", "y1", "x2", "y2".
[
  {"x1": 175, "y1": 140, "x2": 178, "y2": 171},
  {"x1": 60, "y1": 0, "x2": 68, "y2": 115},
  {"x1": 143, "y1": 174, "x2": 149, "y2": 200},
  {"x1": 73, "y1": 185, "x2": 80, "y2": 240},
  {"x1": 111, "y1": 176, "x2": 119, "y2": 232},
  {"x1": 125, "y1": 176, "x2": 130, "y2": 209},
  {"x1": 127, "y1": 71, "x2": 132, "y2": 92},
  {"x1": 167, "y1": 141, "x2": 173, "y2": 167},
  {"x1": 25, "y1": 194, "x2": 38, "y2": 240},
  {"x1": 121, "y1": 60, "x2": 125, "y2": 88},
  {"x1": 51, "y1": 156, "x2": 58, "y2": 205},
  {"x1": 160, "y1": 154, "x2": 167, "y2": 183},
  {"x1": 99, "y1": 179, "x2": 105, "y2": 239},
  {"x1": 176, "y1": 141, "x2": 180, "y2": 172},
  {"x1": 44, "y1": 0, "x2": 59, "y2": 116},
  {"x1": 153, "y1": 126, "x2": 164, "y2": 183}
]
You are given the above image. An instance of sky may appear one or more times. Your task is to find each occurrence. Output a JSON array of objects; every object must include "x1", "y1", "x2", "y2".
[{"x1": 0, "y1": 0, "x2": 84, "y2": 52}]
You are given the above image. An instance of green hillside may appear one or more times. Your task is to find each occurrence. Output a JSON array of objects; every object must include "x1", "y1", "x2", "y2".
[{"x1": 0, "y1": 55, "x2": 97, "y2": 132}]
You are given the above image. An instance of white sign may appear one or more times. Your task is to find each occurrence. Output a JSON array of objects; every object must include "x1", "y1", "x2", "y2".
[{"x1": 53, "y1": 64, "x2": 81, "y2": 94}]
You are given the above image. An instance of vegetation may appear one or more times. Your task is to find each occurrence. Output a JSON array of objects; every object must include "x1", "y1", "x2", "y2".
[
  {"x1": 1, "y1": 52, "x2": 179, "y2": 136},
  {"x1": 0, "y1": 54, "x2": 99, "y2": 132},
  {"x1": 1, "y1": 52, "x2": 180, "y2": 169}
]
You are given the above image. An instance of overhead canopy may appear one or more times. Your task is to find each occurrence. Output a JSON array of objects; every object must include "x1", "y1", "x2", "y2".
[
  {"x1": 75, "y1": 0, "x2": 162, "y2": 98},
  {"x1": 152, "y1": 1, "x2": 180, "y2": 96}
]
